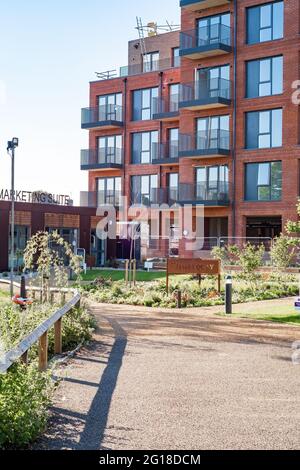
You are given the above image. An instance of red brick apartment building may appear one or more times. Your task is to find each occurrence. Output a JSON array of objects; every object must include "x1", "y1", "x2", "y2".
[{"x1": 80, "y1": 0, "x2": 300, "y2": 265}]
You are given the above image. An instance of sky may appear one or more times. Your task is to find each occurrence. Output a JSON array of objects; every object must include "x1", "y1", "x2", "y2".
[{"x1": 0, "y1": 0, "x2": 180, "y2": 204}]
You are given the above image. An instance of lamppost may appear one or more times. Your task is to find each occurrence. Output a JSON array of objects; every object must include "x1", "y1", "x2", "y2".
[{"x1": 7, "y1": 137, "x2": 19, "y2": 297}]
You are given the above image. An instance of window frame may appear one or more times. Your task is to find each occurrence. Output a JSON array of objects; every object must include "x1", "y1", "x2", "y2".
[
  {"x1": 244, "y1": 161, "x2": 282, "y2": 202},
  {"x1": 246, "y1": 1, "x2": 284, "y2": 45}
]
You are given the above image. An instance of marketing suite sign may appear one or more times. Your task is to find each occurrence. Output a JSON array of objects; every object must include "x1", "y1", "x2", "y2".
[{"x1": 0, "y1": 189, "x2": 72, "y2": 206}]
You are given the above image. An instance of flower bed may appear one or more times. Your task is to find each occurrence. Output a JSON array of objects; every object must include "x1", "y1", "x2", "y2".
[{"x1": 82, "y1": 273, "x2": 299, "y2": 309}]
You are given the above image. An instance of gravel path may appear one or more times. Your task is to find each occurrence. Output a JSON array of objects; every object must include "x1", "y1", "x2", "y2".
[{"x1": 35, "y1": 299, "x2": 300, "y2": 450}]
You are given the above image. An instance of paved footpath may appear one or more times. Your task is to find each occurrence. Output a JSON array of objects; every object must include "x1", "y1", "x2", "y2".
[{"x1": 35, "y1": 299, "x2": 300, "y2": 450}]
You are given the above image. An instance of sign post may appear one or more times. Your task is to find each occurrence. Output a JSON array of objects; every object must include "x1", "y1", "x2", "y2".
[{"x1": 166, "y1": 258, "x2": 221, "y2": 294}]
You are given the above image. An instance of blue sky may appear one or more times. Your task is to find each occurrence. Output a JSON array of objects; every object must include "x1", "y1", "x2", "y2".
[{"x1": 0, "y1": 0, "x2": 180, "y2": 203}]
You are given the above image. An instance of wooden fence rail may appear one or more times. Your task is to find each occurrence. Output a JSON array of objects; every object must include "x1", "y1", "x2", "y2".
[{"x1": 0, "y1": 290, "x2": 81, "y2": 374}]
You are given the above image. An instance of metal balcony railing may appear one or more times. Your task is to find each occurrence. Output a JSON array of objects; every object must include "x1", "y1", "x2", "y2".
[
  {"x1": 152, "y1": 141, "x2": 179, "y2": 162},
  {"x1": 80, "y1": 191, "x2": 122, "y2": 208},
  {"x1": 153, "y1": 94, "x2": 180, "y2": 115},
  {"x1": 81, "y1": 104, "x2": 123, "y2": 126},
  {"x1": 179, "y1": 182, "x2": 230, "y2": 204},
  {"x1": 180, "y1": 24, "x2": 231, "y2": 51},
  {"x1": 180, "y1": 78, "x2": 231, "y2": 103},
  {"x1": 119, "y1": 57, "x2": 180, "y2": 79},
  {"x1": 180, "y1": 130, "x2": 230, "y2": 153},
  {"x1": 81, "y1": 148, "x2": 123, "y2": 167}
]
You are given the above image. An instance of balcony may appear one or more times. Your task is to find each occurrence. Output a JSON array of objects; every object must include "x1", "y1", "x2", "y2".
[
  {"x1": 80, "y1": 148, "x2": 124, "y2": 171},
  {"x1": 81, "y1": 104, "x2": 123, "y2": 130},
  {"x1": 179, "y1": 78, "x2": 231, "y2": 111},
  {"x1": 179, "y1": 130, "x2": 230, "y2": 159},
  {"x1": 80, "y1": 191, "x2": 122, "y2": 208},
  {"x1": 119, "y1": 57, "x2": 180, "y2": 79},
  {"x1": 152, "y1": 142, "x2": 179, "y2": 166},
  {"x1": 180, "y1": 25, "x2": 231, "y2": 59},
  {"x1": 131, "y1": 188, "x2": 179, "y2": 207},
  {"x1": 179, "y1": 182, "x2": 230, "y2": 207},
  {"x1": 180, "y1": 0, "x2": 231, "y2": 12},
  {"x1": 152, "y1": 95, "x2": 180, "y2": 122}
]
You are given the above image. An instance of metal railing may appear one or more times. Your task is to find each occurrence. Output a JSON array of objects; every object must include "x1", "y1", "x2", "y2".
[
  {"x1": 153, "y1": 94, "x2": 180, "y2": 115},
  {"x1": 152, "y1": 141, "x2": 179, "y2": 162},
  {"x1": 180, "y1": 24, "x2": 231, "y2": 51},
  {"x1": 0, "y1": 289, "x2": 81, "y2": 373},
  {"x1": 80, "y1": 191, "x2": 122, "y2": 208},
  {"x1": 180, "y1": 78, "x2": 231, "y2": 102},
  {"x1": 81, "y1": 104, "x2": 123, "y2": 125},
  {"x1": 179, "y1": 182, "x2": 230, "y2": 203},
  {"x1": 119, "y1": 57, "x2": 180, "y2": 79},
  {"x1": 180, "y1": 130, "x2": 230, "y2": 152},
  {"x1": 81, "y1": 148, "x2": 123, "y2": 167}
]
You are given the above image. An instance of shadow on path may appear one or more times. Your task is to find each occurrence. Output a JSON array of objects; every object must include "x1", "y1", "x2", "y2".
[{"x1": 77, "y1": 316, "x2": 128, "y2": 450}]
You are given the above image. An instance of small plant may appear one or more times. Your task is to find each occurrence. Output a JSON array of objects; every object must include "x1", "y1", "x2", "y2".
[
  {"x1": 238, "y1": 243, "x2": 265, "y2": 277},
  {"x1": 212, "y1": 245, "x2": 239, "y2": 267},
  {"x1": 271, "y1": 235, "x2": 299, "y2": 269},
  {"x1": 0, "y1": 364, "x2": 53, "y2": 449}
]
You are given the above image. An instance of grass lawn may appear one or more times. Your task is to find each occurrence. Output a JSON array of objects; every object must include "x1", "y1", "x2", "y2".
[
  {"x1": 224, "y1": 303, "x2": 300, "y2": 325},
  {"x1": 81, "y1": 269, "x2": 166, "y2": 282}
]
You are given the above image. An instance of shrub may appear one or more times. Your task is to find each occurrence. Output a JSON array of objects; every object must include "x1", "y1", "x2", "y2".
[
  {"x1": 271, "y1": 235, "x2": 299, "y2": 269},
  {"x1": 0, "y1": 364, "x2": 53, "y2": 448},
  {"x1": 238, "y1": 243, "x2": 265, "y2": 276}
]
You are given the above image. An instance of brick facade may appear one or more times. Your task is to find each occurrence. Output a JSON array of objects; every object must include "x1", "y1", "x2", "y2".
[{"x1": 83, "y1": 0, "x2": 300, "y2": 260}]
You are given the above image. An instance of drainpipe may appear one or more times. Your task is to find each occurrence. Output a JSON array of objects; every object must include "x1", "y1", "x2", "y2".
[
  {"x1": 159, "y1": 71, "x2": 164, "y2": 188},
  {"x1": 123, "y1": 78, "x2": 127, "y2": 213},
  {"x1": 232, "y1": 0, "x2": 238, "y2": 239}
]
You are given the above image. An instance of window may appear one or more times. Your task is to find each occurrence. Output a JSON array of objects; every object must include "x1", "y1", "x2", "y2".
[
  {"x1": 98, "y1": 93, "x2": 122, "y2": 121},
  {"x1": 197, "y1": 115, "x2": 230, "y2": 150},
  {"x1": 172, "y1": 47, "x2": 180, "y2": 67},
  {"x1": 246, "y1": 56, "x2": 283, "y2": 98},
  {"x1": 196, "y1": 165, "x2": 229, "y2": 200},
  {"x1": 169, "y1": 128, "x2": 179, "y2": 158},
  {"x1": 247, "y1": 1, "x2": 284, "y2": 45},
  {"x1": 97, "y1": 177, "x2": 121, "y2": 206},
  {"x1": 143, "y1": 52, "x2": 159, "y2": 73},
  {"x1": 131, "y1": 175, "x2": 158, "y2": 205},
  {"x1": 197, "y1": 65, "x2": 230, "y2": 100},
  {"x1": 246, "y1": 109, "x2": 282, "y2": 149},
  {"x1": 98, "y1": 135, "x2": 122, "y2": 164},
  {"x1": 132, "y1": 131, "x2": 159, "y2": 164},
  {"x1": 169, "y1": 84, "x2": 179, "y2": 112},
  {"x1": 132, "y1": 87, "x2": 158, "y2": 121},
  {"x1": 168, "y1": 173, "x2": 179, "y2": 203},
  {"x1": 245, "y1": 161, "x2": 282, "y2": 201},
  {"x1": 198, "y1": 13, "x2": 231, "y2": 46}
]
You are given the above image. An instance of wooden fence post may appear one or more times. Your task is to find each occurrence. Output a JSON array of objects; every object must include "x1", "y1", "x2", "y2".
[
  {"x1": 125, "y1": 260, "x2": 129, "y2": 285},
  {"x1": 39, "y1": 332, "x2": 48, "y2": 372},
  {"x1": 54, "y1": 319, "x2": 62, "y2": 355},
  {"x1": 20, "y1": 351, "x2": 28, "y2": 365}
]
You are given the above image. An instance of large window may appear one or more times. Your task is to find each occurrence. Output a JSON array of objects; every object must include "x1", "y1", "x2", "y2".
[
  {"x1": 246, "y1": 56, "x2": 283, "y2": 98},
  {"x1": 197, "y1": 65, "x2": 230, "y2": 99},
  {"x1": 245, "y1": 161, "x2": 282, "y2": 201},
  {"x1": 132, "y1": 87, "x2": 158, "y2": 121},
  {"x1": 131, "y1": 175, "x2": 158, "y2": 206},
  {"x1": 97, "y1": 177, "x2": 121, "y2": 206},
  {"x1": 143, "y1": 52, "x2": 159, "y2": 73},
  {"x1": 197, "y1": 115, "x2": 230, "y2": 150},
  {"x1": 132, "y1": 131, "x2": 159, "y2": 164},
  {"x1": 247, "y1": 1, "x2": 284, "y2": 45},
  {"x1": 198, "y1": 13, "x2": 231, "y2": 46},
  {"x1": 172, "y1": 47, "x2": 180, "y2": 67},
  {"x1": 98, "y1": 135, "x2": 122, "y2": 164},
  {"x1": 245, "y1": 109, "x2": 282, "y2": 149},
  {"x1": 196, "y1": 165, "x2": 229, "y2": 200},
  {"x1": 169, "y1": 128, "x2": 179, "y2": 158},
  {"x1": 169, "y1": 84, "x2": 179, "y2": 112},
  {"x1": 168, "y1": 173, "x2": 179, "y2": 202},
  {"x1": 98, "y1": 93, "x2": 122, "y2": 121}
]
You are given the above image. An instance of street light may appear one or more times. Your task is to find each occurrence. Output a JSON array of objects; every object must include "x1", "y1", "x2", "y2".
[{"x1": 7, "y1": 137, "x2": 19, "y2": 297}]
